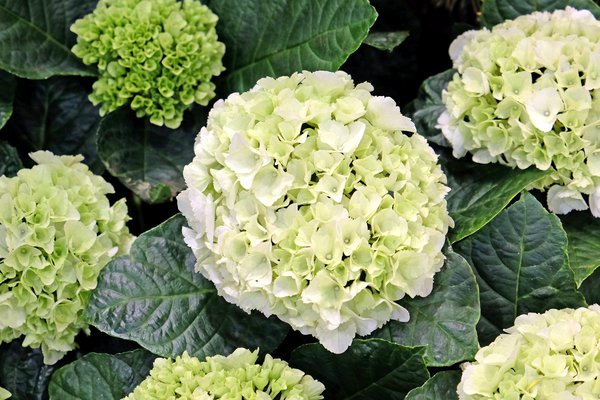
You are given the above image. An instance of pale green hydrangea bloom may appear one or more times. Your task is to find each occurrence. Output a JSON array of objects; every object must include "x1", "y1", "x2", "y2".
[
  {"x1": 178, "y1": 70, "x2": 453, "y2": 353},
  {"x1": 458, "y1": 305, "x2": 600, "y2": 399},
  {"x1": 0, "y1": 387, "x2": 10, "y2": 400},
  {"x1": 439, "y1": 7, "x2": 600, "y2": 216},
  {"x1": 71, "y1": 0, "x2": 225, "y2": 129},
  {"x1": 0, "y1": 151, "x2": 133, "y2": 364},
  {"x1": 123, "y1": 348, "x2": 325, "y2": 400}
]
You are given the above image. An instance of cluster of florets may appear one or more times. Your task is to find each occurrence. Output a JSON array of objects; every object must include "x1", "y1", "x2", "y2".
[
  {"x1": 0, "y1": 152, "x2": 133, "y2": 364},
  {"x1": 438, "y1": 7, "x2": 600, "y2": 216},
  {"x1": 71, "y1": 0, "x2": 225, "y2": 129},
  {"x1": 178, "y1": 70, "x2": 452, "y2": 353},
  {"x1": 123, "y1": 349, "x2": 325, "y2": 400},
  {"x1": 458, "y1": 306, "x2": 600, "y2": 399}
]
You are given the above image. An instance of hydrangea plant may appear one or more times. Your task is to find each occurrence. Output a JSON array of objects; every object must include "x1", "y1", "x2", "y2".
[
  {"x1": 178, "y1": 70, "x2": 453, "y2": 353},
  {"x1": 458, "y1": 305, "x2": 600, "y2": 399},
  {"x1": 71, "y1": 0, "x2": 225, "y2": 129},
  {"x1": 123, "y1": 348, "x2": 325, "y2": 399},
  {"x1": 0, "y1": 151, "x2": 133, "y2": 364},
  {"x1": 438, "y1": 7, "x2": 600, "y2": 216}
]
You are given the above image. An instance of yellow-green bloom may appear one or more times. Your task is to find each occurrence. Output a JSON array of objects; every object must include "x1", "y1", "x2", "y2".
[
  {"x1": 458, "y1": 306, "x2": 600, "y2": 399},
  {"x1": 0, "y1": 151, "x2": 133, "y2": 364},
  {"x1": 0, "y1": 387, "x2": 10, "y2": 400},
  {"x1": 71, "y1": 0, "x2": 225, "y2": 129},
  {"x1": 123, "y1": 349, "x2": 325, "y2": 400},
  {"x1": 178, "y1": 70, "x2": 453, "y2": 353},
  {"x1": 439, "y1": 7, "x2": 600, "y2": 216}
]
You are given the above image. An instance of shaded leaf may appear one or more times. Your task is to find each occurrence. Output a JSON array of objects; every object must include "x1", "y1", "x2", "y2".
[
  {"x1": 48, "y1": 350, "x2": 154, "y2": 400},
  {"x1": 97, "y1": 107, "x2": 205, "y2": 204},
  {"x1": 0, "y1": 70, "x2": 15, "y2": 129},
  {"x1": 455, "y1": 192, "x2": 586, "y2": 345},
  {"x1": 0, "y1": 0, "x2": 96, "y2": 78},
  {"x1": 290, "y1": 339, "x2": 429, "y2": 400},
  {"x1": 208, "y1": 0, "x2": 377, "y2": 93},
  {"x1": 86, "y1": 214, "x2": 289, "y2": 360},
  {"x1": 364, "y1": 31, "x2": 409, "y2": 52},
  {"x1": 480, "y1": 0, "x2": 600, "y2": 28},
  {"x1": 0, "y1": 141, "x2": 22, "y2": 177},
  {"x1": 580, "y1": 266, "x2": 600, "y2": 305},
  {"x1": 560, "y1": 212, "x2": 600, "y2": 286},
  {"x1": 0, "y1": 341, "x2": 56, "y2": 400},
  {"x1": 371, "y1": 247, "x2": 479, "y2": 367},
  {"x1": 405, "y1": 371, "x2": 461, "y2": 400}
]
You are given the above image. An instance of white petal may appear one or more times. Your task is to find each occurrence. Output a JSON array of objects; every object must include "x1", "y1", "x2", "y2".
[{"x1": 547, "y1": 185, "x2": 588, "y2": 215}]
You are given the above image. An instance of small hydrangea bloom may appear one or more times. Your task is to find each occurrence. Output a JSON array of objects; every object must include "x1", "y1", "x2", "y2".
[
  {"x1": 123, "y1": 348, "x2": 325, "y2": 400},
  {"x1": 439, "y1": 7, "x2": 600, "y2": 216},
  {"x1": 0, "y1": 387, "x2": 9, "y2": 400},
  {"x1": 458, "y1": 306, "x2": 600, "y2": 399},
  {"x1": 0, "y1": 151, "x2": 133, "y2": 364},
  {"x1": 178, "y1": 70, "x2": 453, "y2": 353},
  {"x1": 71, "y1": 0, "x2": 225, "y2": 129}
]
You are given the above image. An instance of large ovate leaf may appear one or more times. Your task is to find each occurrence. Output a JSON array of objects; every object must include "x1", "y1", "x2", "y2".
[
  {"x1": 371, "y1": 248, "x2": 479, "y2": 367},
  {"x1": 560, "y1": 212, "x2": 600, "y2": 286},
  {"x1": 0, "y1": 0, "x2": 96, "y2": 78},
  {"x1": 0, "y1": 341, "x2": 57, "y2": 400},
  {"x1": 208, "y1": 0, "x2": 377, "y2": 93},
  {"x1": 445, "y1": 162, "x2": 549, "y2": 242},
  {"x1": 455, "y1": 192, "x2": 586, "y2": 345},
  {"x1": 3, "y1": 77, "x2": 103, "y2": 172},
  {"x1": 480, "y1": 0, "x2": 600, "y2": 28},
  {"x1": 364, "y1": 31, "x2": 409, "y2": 52},
  {"x1": 405, "y1": 371, "x2": 461, "y2": 400},
  {"x1": 406, "y1": 69, "x2": 454, "y2": 146},
  {"x1": 48, "y1": 350, "x2": 154, "y2": 400},
  {"x1": 0, "y1": 140, "x2": 22, "y2": 177},
  {"x1": 97, "y1": 107, "x2": 205, "y2": 204},
  {"x1": 86, "y1": 214, "x2": 289, "y2": 360},
  {"x1": 0, "y1": 70, "x2": 15, "y2": 129},
  {"x1": 290, "y1": 339, "x2": 429, "y2": 400}
]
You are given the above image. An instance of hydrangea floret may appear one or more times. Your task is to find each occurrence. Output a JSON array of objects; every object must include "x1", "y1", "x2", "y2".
[
  {"x1": 177, "y1": 70, "x2": 453, "y2": 353},
  {"x1": 458, "y1": 305, "x2": 600, "y2": 399},
  {"x1": 123, "y1": 348, "x2": 325, "y2": 399},
  {"x1": 0, "y1": 151, "x2": 133, "y2": 364},
  {"x1": 438, "y1": 7, "x2": 600, "y2": 216},
  {"x1": 71, "y1": 0, "x2": 225, "y2": 129},
  {"x1": 0, "y1": 387, "x2": 9, "y2": 400}
]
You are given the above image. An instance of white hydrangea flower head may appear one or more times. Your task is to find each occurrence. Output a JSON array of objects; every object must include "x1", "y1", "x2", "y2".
[
  {"x1": 123, "y1": 349, "x2": 325, "y2": 400},
  {"x1": 0, "y1": 151, "x2": 133, "y2": 364},
  {"x1": 440, "y1": 7, "x2": 600, "y2": 216},
  {"x1": 458, "y1": 305, "x2": 600, "y2": 399},
  {"x1": 178, "y1": 70, "x2": 453, "y2": 353}
]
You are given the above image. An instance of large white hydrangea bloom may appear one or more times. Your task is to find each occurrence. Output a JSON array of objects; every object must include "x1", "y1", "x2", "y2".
[
  {"x1": 458, "y1": 306, "x2": 600, "y2": 399},
  {"x1": 178, "y1": 70, "x2": 452, "y2": 353},
  {"x1": 439, "y1": 7, "x2": 600, "y2": 216}
]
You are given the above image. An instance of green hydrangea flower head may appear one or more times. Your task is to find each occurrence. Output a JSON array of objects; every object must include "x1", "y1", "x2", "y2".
[
  {"x1": 123, "y1": 348, "x2": 325, "y2": 399},
  {"x1": 439, "y1": 7, "x2": 600, "y2": 216},
  {"x1": 0, "y1": 387, "x2": 10, "y2": 400},
  {"x1": 0, "y1": 151, "x2": 133, "y2": 364},
  {"x1": 458, "y1": 305, "x2": 600, "y2": 399},
  {"x1": 71, "y1": 0, "x2": 225, "y2": 129},
  {"x1": 177, "y1": 70, "x2": 453, "y2": 353}
]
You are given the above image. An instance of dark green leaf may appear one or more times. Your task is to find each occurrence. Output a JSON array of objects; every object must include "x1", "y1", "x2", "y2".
[
  {"x1": 291, "y1": 339, "x2": 429, "y2": 400},
  {"x1": 405, "y1": 371, "x2": 461, "y2": 400},
  {"x1": 97, "y1": 107, "x2": 205, "y2": 204},
  {"x1": 0, "y1": 0, "x2": 96, "y2": 78},
  {"x1": 445, "y1": 162, "x2": 549, "y2": 242},
  {"x1": 0, "y1": 70, "x2": 15, "y2": 129},
  {"x1": 405, "y1": 69, "x2": 454, "y2": 146},
  {"x1": 455, "y1": 192, "x2": 586, "y2": 345},
  {"x1": 560, "y1": 212, "x2": 600, "y2": 286},
  {"x1": 208, "y1": 0, "x2": 377, "y2": 93},
  {"x1": 364, "y1": 31, "x2": 409, "y2": 52},
  {"x1": 480, "y1": 0, "x2": 600, "y2": 28},
  {"x1": 0, "y1": 341, "x2": 56, "y2": 400},
  {"x1": 0, "y1": 140, "x2": 22, "y2": 177},
  {"x1": 48, "y1": 350, "x2": 154, "y2": 400},
  {"x1": 580, "y1": 266, "x2": 600, "y2": 305},
  {"x1": 3, "y1": 77, "x2": 103, "y2": 173},
  {"x1": 86, "y1": 214, "x2": 289, "y2": 359},
  {"x1": 371, "y1": 248, "x2": 479, "y2": 367}
]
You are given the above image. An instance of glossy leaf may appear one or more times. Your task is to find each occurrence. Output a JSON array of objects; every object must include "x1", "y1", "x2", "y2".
[
  {"x1": 371, "y1": 248, "x2": 479, "y2": 367},
  {"x1": 86, "y1": 214, "x2": 289, "y2": 360},
  {"x1": 0, "y1": 341, "x2": 56, "y2": 400},
  {"x1": 455, "y1": 192, "x2": 586, "y2": 345},
  {"x1": 48, "y1": 350, "x2": 154, "y2": 400},
  {"x1": 405, "y1": 371, "x2": 461, "y2": 400},
  {"x1": 560, "y1": 212, "x2": 600, "y2": 286},
  {"x1": 364, "y1": 31, "x2": 409, "y2": 52},
  {"x1": 208, "y1": 0, "x2": 377, "y2": 93},
  {"x1": 0, "y1": 0, "x2": 96, "y2": 78},
  {"x1": 0, "y1": 140, "x2": 22, "y2": 177},
  {"x1": 0, "y1": 70, "x2": 15, "y2": 129}
]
